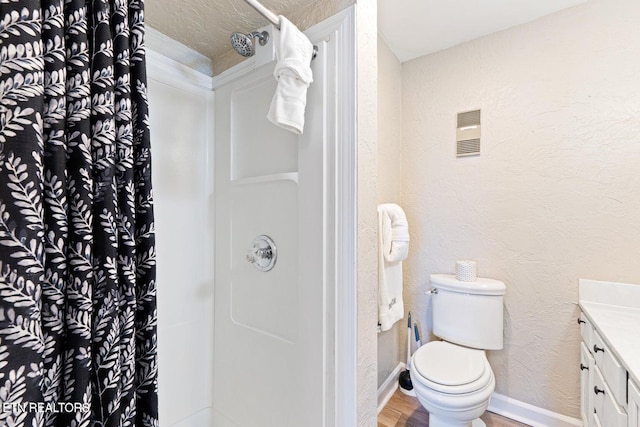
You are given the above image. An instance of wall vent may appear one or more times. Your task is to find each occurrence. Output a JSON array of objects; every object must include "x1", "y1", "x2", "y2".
[
  {"x1": 456, "y1": 110, "x2": 481, "y2": 157},
  {"x1": 457, "y1": 138, "x2": 480, "y2": 157}
]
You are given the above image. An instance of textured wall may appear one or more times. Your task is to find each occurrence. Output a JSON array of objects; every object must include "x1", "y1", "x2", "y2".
[
  {"x1": 356, "y1": 1, "x2": 379, "y2": 425},
  {"x1": 401, "y1": 0, "x2": 640, "y2": 418},
  {"x1": 376, "y1": 35, "x2": 404, "y2": 388}
]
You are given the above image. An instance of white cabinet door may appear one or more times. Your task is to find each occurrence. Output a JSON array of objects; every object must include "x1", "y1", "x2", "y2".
[
  {"x1": 581, "y1": 342, "x2": 595, "y2": 426},
  {"x1": 629, "y1": 379, "x2": 640, "y2": 427},
  {"x1": 593, "y1": 367, "x2": 627, "y2": 427},
  {"x1": 579, "y1": 313, "x2": 593, "y2": 350},
  {"x1": 593, "y1": 330, "x2": 627, "y2": 408}
]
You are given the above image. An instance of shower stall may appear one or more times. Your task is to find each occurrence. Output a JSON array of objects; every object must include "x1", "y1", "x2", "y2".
[
  {"x1": 211, "y1": 9, "x2": 356, "y2": 426},
  {"x1": 147, "y1": 6, "x2": 357, "y2": 427}
]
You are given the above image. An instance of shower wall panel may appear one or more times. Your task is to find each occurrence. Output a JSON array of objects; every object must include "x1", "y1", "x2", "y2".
[
  {"x1": 231, "y1": 77, "x2": 298, "y2": 179},
  {"x1": 214, "y1": 39, "x2": 328, "y2": 426},
  {"x1": 148, "y1": 57, "x2": 214, "y2": 426},
  {"x1": 230, "y1": 179, "x2": 299, "y2": 342}
]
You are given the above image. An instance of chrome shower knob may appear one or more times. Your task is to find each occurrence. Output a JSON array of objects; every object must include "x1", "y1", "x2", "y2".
[{"x1": 246, "y1": 235, "x2": 277, "y2": 272}]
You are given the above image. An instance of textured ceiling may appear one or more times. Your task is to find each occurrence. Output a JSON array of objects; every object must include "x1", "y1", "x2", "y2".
[
  {"x1": 148, "y1": 0, "x2": 588, "y2": 74},
  {"x1": 146, "y1": 0, "x2": 334, "y2": 68}
]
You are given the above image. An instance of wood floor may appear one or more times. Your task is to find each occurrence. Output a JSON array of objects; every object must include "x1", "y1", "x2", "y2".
[{"x1": 378, "y1": 389, "x2": 531, "y2": 427}]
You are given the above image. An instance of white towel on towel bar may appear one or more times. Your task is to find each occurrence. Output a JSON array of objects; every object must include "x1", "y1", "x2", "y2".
[
  {"x1": 267, "y1": 16, "x2": 314, "y2": 135},
  {"x1": 377, "y1": 204, "x2": 410, "y2": 332}
]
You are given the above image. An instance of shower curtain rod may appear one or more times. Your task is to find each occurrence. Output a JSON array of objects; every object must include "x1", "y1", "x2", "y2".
[
  {"x1": 244, "y1": 0, "x2": 281, "y2": 30},
  {"x1": 243, "y1": 0, "x2": 318, "y2": 60}
]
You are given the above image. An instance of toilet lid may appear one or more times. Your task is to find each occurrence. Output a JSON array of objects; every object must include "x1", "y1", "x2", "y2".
[{"x1": 413, "y1": 341, "x2": 486, "y2": 386}]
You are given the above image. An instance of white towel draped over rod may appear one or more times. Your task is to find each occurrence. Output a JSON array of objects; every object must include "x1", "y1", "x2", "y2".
[{"x1": 242, "y1": 0, "x2": 318, "y2": 60}]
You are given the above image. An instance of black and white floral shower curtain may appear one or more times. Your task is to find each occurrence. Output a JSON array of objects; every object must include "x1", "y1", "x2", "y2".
[{"x1": 0, "y1": 0, "x2": 157, "y2": 425}]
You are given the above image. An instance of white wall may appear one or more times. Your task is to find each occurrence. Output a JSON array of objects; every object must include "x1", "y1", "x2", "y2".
[
  {"x1": 376, "y1": 35, "x2": 403, "y2": 388},
  {"x1": 356, "y1": 1, "x2": 380, "y2": 425},
  {"x1": 401, "y1": 0, "x2": 640, "y2": 418},
  {"x1": 148, "y1": 53, "x2": 214, "y2": 426}
]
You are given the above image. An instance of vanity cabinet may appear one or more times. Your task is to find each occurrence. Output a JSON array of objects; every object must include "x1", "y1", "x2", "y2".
[
  {"x1": 579, "y1": 313, "x2": 627, "y2": 427},
  {"x1": 579, "y1": 279, "x2": 640, "y2": 427}
]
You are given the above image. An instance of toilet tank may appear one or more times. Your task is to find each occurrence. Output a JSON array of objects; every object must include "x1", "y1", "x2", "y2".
[{"x1": 430, "y1": 274, "x2": 506, "y2": 350}]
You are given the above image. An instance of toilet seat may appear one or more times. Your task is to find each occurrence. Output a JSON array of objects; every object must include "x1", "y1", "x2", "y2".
[{"x1": 412, "y1": 341, "x2": 492, "y2": 394}]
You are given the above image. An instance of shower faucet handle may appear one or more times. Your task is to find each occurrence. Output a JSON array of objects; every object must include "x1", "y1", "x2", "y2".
[
  {"x1": 245, "y1": 235, "x2": 277, "y2": 272},
  {"x1": 246, "y1": 247, "x2": 273, "y2": 263}
]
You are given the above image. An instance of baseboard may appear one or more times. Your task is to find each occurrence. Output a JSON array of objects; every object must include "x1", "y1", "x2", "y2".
[
  {"x1": 377, "y1": 363, "x2": 405, "y2": 414},
  {"x1": 488, "y1": 392, "x2": 583, "y2": 427},
  {"x1": 377, "y1": 366, "x2": 582, "y2": 426}
]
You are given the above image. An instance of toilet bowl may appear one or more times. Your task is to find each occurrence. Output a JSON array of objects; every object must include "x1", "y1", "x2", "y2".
[{"x1": 411, "y1": 341, "x2": 495, "y2": 427}]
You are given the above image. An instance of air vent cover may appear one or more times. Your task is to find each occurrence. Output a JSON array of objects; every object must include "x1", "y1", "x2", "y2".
[
  {"x1": 456, "y1": 110, "x2": 481, "y2": 157},
  {"x1": 457, "y1": 138, "x2": 480, "y2": 157}
]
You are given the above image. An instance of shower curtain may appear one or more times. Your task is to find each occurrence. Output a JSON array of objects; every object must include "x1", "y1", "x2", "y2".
[{"x1": 0, "y1": 0, "x2": 157, "y2": 426}]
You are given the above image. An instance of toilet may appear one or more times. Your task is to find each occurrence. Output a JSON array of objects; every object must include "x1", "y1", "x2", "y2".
[{"x1": 411, "y1": 274, "x2": 506, "y2": 427}]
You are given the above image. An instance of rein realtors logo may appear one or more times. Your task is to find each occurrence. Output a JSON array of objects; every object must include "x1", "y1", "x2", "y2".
[{"x1": 2, "y1": 402, "x2": 90, "y2": 414}]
